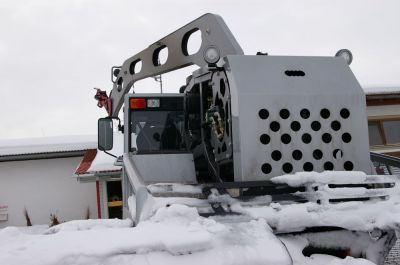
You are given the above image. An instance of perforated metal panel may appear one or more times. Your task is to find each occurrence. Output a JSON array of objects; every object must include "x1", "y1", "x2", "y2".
[{"x1": 225, "y1": 55, "x2": 371, "y2": 181}]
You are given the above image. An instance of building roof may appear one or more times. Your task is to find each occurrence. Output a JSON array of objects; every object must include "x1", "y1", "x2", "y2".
[
  {"x1": 74, "y1": 133, "x2": 123, "y2": 178},
  {"x1": 0, "y1": 135, "x2": 97, "y2": 162},
  {"x1": 363, "y1": 87, "x2": 400, "y2": 95},
  {"x1": 75, "y1": 149, "x2": 99, "y2": 175},
  {"x1": 364, "y1": 88, "x2": 400, "y2": 107}
]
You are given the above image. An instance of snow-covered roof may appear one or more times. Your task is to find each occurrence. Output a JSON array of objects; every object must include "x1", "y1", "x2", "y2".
[
  {"x1": 363, "y1": 86, "x2": 400, "y2": 95},
  {"x1": 75, "y1": 133, "x2": 123, "y2": 176},
  {"x1": 0, "y1": 135, "x2": 97, "y2": 157}
]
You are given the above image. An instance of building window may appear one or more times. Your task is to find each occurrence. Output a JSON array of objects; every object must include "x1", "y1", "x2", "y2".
[
  {"x1": 368, "y1": 122, "x2": 384, "y2": 145},
  {"x1": 368, "y1": 119, "x2": 400, "y2": 146},
  {"x1": 382, "y1": 120, "x2": 400, "y2": 144}
]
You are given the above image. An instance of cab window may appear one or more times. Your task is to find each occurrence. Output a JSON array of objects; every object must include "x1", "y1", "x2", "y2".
[{"x1": 130, "y1": 110, "x2": 186, "y2": 153}]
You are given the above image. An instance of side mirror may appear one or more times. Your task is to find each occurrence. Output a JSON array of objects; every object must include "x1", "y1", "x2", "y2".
[{"x1": 98, "y1": 118, "x2": 114, "y2": 151}]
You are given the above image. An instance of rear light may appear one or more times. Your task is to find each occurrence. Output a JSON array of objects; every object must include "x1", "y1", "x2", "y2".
[
  {"x1": 147, "y1": 99, "x2": 160, "y2": 108},
  {"x1": 130, "y1": 98, "x2": 146, "y2": 109}
]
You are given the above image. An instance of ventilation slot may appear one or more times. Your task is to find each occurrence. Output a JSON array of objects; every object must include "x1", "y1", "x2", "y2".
[{"x1": 285, "y1": 70, "x2": 305, "y2": 77}]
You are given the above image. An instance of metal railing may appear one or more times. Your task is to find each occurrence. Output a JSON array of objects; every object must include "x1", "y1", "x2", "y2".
[{"x1": 370, "y1": 152, "x2": 400, "y2": 175}]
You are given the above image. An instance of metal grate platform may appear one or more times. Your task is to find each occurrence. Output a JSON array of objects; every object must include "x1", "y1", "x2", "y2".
[{"x1": 384, "y1": 240, "x2": 400, "y2": 265}]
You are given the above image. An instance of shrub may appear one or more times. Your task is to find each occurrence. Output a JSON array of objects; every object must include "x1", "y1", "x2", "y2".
[
  {"x1": 49, "y1": 213, "x2": 60, "y2": 227},
  {"x1": 85, "y1": 206, "x2": 90, "y2": 219},
  {"x1": 23, "y1": 208, "x2": 32, "y2": 226}
]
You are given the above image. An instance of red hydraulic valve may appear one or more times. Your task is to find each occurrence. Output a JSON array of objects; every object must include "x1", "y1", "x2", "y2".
[{"x1": 94, "y1": 88, "x2": 112, "y2": 116}]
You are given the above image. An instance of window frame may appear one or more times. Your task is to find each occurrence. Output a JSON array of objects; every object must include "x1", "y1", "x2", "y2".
[
  {"x1": 368, "y1": 116, "x2": 400, "y2": 147},
  {"x1": 128, "y1": 109, "x2": 187, "y2": 154}
]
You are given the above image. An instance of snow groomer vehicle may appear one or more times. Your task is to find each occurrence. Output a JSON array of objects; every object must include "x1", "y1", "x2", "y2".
[{"x1": 95, "y1": 13, "x2": 400, "y2": 264}]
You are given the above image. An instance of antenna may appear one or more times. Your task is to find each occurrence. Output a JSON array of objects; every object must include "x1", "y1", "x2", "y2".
[
  {"x1": 153, "y1": 74, "x2": 163, "y2": 93},
  {"x1": 153, "y1": 58, "x2": 163, "y2": 93}
]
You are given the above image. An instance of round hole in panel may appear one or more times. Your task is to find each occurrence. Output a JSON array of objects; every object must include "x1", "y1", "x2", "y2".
[
  {"x1": 182, "y1": 28, "x2": 202, "y2": 56},
  {"x1": 271, "y1": 150, "x2": 282, "y2": 161},
  {"x1": 292, "y1": 150, "x2": 303, "y2": 160},
  {"x1": 342, "y1": 133, "x2": 352, "y2": 143},
  {"x1": 302, "y1": 133, "x2": 312, "y2": 144},
  {"x1": 344, "y1": 161, "x2": 354, "y2": 171},
  {"x1": 291, "y1": 121, "x2": 301, "y2": 131},
  {"x1": 322, "y1": 133, "x2": 332, "y2": 143},
  {"x1": 280, "y1": 109, "x2": 290, "y2": 119},
  {"x1": 320, "y1": 108, "x2": 330, "y2": 119},
  {"x1": 260, "y1": 134, "x2": 270, "y2": 145},
  {"x1": 333, "y1": 149, "x2": 343, "y2": 159},
  {"x1": 311, "y1": 121, "x2": 321, "y2": 131},
  {"x1": 282, "y1": 163, "x2": 293, "y2": 174},
  {"x1": 270, "y1": 121, "x2": 280, "y2": 132},
  {"x1": 259, "y1": 109, "x2": 269, "y2": 119},
  {"x1": 152, "y1": 45, "x2": 168, "y2": 66},
  {"x1": 262, "y1": 163, "x2": 272, "y2": 174},
  {"x1": 324, "y1": 162, "x2": 334, "y2": 170},
  {"x1": 129, "y1": 59, "x2": 142, "y2": 75},
  {"x1": 303, "y1": 162, "x2": 314, "y2": 171},
  {"x1": 313, "y1": 149, "x2": 323, "y2": 160},
  {"x1": 117, "y1": 77, "x2": 123, "y2": 92},
  {"x1": 281, "y1": 134, "x2": 291, "y2": 144},
  {"x1": 340, "y1": 108, "x2": 350, "y2": 119},
  {"x1": 331, "y1": 120, "x2": 341, "y2": 131},
  {"x1": 300, "y1": 109, "x2": 310, "y2": 119}
]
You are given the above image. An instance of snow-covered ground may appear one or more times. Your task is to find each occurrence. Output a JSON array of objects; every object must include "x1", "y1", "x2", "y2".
[
  {"x1": 0, "y1": 204, "x2": 388, "y2": 265},
  {"x1": 2, "y1": 171, "x2": 400, "y2": 265}
]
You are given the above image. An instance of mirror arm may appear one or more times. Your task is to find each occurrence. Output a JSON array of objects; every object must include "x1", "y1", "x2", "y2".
[
  {"x1": 111, "y1": 117, "x2": 124, "y2": 133},
  {"x1": 99, "y1": 148, "x2": 118, "y2": 158}
]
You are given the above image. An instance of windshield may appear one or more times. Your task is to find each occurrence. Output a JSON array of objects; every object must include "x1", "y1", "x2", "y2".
[{"x1": 130, "y1": 110, "x2": 186, "y2": 153}]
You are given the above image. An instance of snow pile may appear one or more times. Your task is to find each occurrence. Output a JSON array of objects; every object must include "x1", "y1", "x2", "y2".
[
  {"x1": 0, "y1": 205, "x2": 292, "y2": 265},
  {"x1": 0, "y1": 204, "x2": 391, "y2": 265},
  {"x1": 45, "y1": 218, "x2": 132, "y2": 234},
  {"x1": 15, "y1": 225, "x2": 49, "y2": 235},
  {"x1": 271, "y1": 171, "x2": 368, "y2": 186},
  {"x1": 240, "y1": 191, "x2": 400, "y2": 233},
  {"x1": 247, "y1": 171, "x2": 400, "y2": 232}
]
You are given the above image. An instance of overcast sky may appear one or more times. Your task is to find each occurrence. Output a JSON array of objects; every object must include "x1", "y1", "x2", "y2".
[{"x1": 0, "y1": 0, "x2": 399, "y2": 139}]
